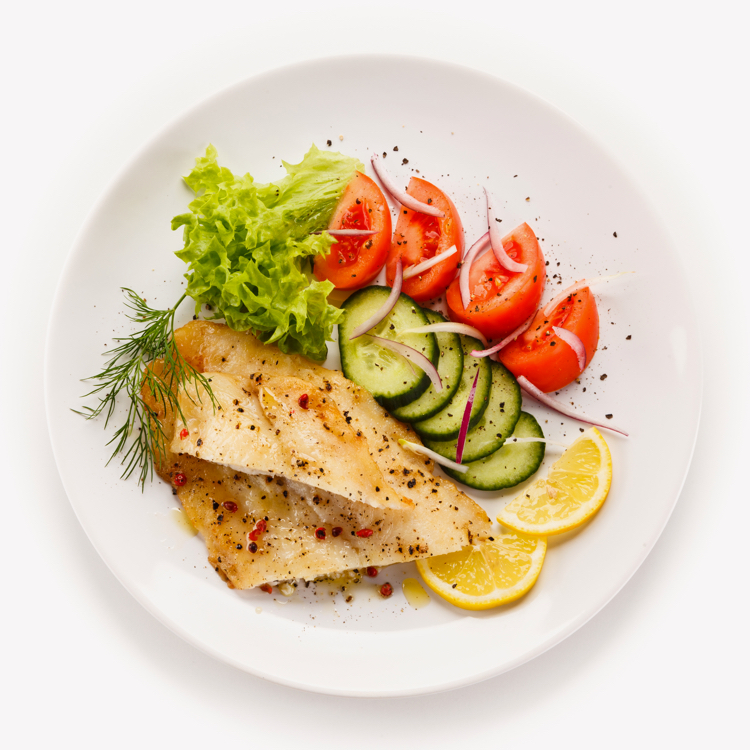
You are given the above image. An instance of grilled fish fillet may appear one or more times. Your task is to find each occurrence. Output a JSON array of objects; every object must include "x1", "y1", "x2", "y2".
[
  {"x1": 145, "y1": 321, "x2": 491, "y2": 589},
  {"x1": 172, "y1": 371, "x2": 412, "y2": 510}
]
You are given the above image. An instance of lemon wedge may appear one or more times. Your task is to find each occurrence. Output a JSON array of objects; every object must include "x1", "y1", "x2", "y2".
[
  {"x1": 497, "y1": 427, "x2": 612, "y2": 536},
  {"x1": 416, "y1": 532, "x2": 546, "y2": 610}
]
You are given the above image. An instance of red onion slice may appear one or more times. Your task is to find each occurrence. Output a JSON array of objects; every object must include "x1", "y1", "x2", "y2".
[
  {"x1": 455, "y1": 368, "x2": 481, "y2": 463},
  {"x1": 518, "y1": 376, "x2": 629, "y2": 437},
  {"x1": 369, "y1": 335, "x2": 443, "y2": 392},
  {"x1": 402, "y1": 245, "x2": 457, "y2": 280},
  {"x1": 370, "y1": 153, "x2": 445, "y2": 218},
  {"x1": 401, "y1": 322, "x2": 488, "y2": 348},
  {"x1": 485, "y1": 187, "x2": 527, "y2": 274},
  {"x1": 314, "y1": 228, "x2": 379, "y2": 236},
  {"x1": 459, "y1": 232, "x2": 491, "y2": 309},
  {"x1": 552, "y1": 326, "x2": 587, "y2": 372},
  {"x1": 398, "y1": 439, "x2": 469, "y2": 474},
  {"x1": 349, "y1": 260, "x2": 403, "y2": 340},
  {"x1": 471, "y1": 311, "x2": 537, "y2": 358},
  {"x1": 543, "y1": 272, "x2": 633, "y2": 317}
]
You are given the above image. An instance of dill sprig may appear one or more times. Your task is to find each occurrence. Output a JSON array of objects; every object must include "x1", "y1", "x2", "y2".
[{"x1": 75, "y1": 289, "x2": 216, "y2": 489}]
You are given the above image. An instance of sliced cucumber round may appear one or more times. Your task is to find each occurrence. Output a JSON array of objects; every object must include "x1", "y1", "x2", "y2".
[
  {"x1": 411, "y1": 334, "x2": 491, "y2": 441},
  {"x1": 339, "y1": 286, "x2": 438, "y2": 410},
  {"x1": 424, "y1": 360, "x2": 522, "y2": 463},
  {"x1": 390, "y1": 310, "x2": 464, "y2": 423},
  {"x1": 444, "y1": 411, "x2": 546, "y2": 491}
]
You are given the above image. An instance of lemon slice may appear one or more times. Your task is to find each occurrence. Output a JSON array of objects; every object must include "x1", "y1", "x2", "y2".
[
  {"x1": 497, "y1": 427, "x2": 612, "y2": 535},
  {"x1": 416, "y1": 532, "x2": 546, "y2": 610}
]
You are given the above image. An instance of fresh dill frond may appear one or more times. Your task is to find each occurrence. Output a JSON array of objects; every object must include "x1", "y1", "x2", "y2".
[{"x1": 75, "y1": 289, "x2": 216, "y2": 489}]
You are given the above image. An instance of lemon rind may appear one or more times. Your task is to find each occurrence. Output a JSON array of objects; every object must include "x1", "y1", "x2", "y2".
[
  {"x1": 497, "y1": 428, "x2": 612, "y2": 537},
  {"x1": 416, "y1": 537, "x2": 547, "y2": 611}
]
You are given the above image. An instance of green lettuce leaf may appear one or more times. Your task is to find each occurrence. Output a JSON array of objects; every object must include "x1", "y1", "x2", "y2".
[{"x1": 172, "y1": 144, "x2": 363, "y2": 361}]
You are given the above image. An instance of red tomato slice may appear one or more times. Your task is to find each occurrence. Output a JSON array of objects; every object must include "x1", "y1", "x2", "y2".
[
  {"x1": 385, "y1": 177, "x2": 464, "y2": 303},
  {"x1": 446, "y1": 222, "x2": 545, "y2": 340},
  {"x1": 314, "y1": 171, "x2": 392, "y2": 289},
  {"x1": 499, "y1": 287, "x2": 599, "y2": 392}
]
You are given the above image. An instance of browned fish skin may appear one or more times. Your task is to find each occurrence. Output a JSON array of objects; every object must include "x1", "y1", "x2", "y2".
[{"x1": 144, "y1": 322, "x2": 491, "y2": 589}]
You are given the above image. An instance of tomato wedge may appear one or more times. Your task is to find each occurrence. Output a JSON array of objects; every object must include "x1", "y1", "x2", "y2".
[
  {"x1": 446, "y1": 222, "x2": 545, "y2": 340},
  {"x1": 385, "y1": 177, "x2": 464, "y2": 303},
  {"x1": 499, "y1": 287, "x2": 599, "y2": 392},
  {"x1": 314, "y1": 171, "x2": 392, "y2": 289}
]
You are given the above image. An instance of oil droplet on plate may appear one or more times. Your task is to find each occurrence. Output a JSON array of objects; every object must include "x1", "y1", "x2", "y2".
[
  {"x1": 402, "y1": 577, "x2": 431, "y2": 609},
  {"x1": 170, "y1": 507, "x2": 198, "y2": 537}
]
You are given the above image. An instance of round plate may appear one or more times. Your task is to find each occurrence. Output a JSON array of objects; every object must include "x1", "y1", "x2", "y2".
[{"x1": 45, "y1": 55, "x2": 701, "y2": 696}]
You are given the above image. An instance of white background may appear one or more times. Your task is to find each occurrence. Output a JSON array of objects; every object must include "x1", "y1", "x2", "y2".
[{"x1": 3, "y1": 1, "x2": 748, "y2": 747}]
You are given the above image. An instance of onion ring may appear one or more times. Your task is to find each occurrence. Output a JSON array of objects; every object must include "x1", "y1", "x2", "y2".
[
  {"x1": 470, "y1": 311, "x2": 537, "y2": 358},
  {"x1": 552, "y1": 326, "x2": 587, "y2": 372},
  {"x1": 485, "y1": 187, "x2": 527, "y2": 273},
  {"x1": 401, "y1": 321, "x2": 488, "y2": 348},
  {"x1": 402, "y1": 245, "x2": 457, "y2": 280},
  {"x1": 518, "y1": 376, "x2": 629, "y2": 437},
  {"x1": 369, "y1": 335, "x2": 443, "y2": 392},
  {"x1": 398, "y1": 439, "x2": 469, "y2": 474},
  {"x1": 459, "y1": 232, "x2": 491, "y2": 309},
  {"x1": 349, "y1": 260, "x2": 402, "y2": 340},
  {"x1": 370, "y1": 153, "x2": 445, "y2": 218}
]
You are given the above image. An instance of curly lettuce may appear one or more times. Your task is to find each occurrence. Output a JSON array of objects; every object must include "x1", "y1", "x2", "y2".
[{"x1": 172, "y1": 145, "x2": 363, "y2": 361}]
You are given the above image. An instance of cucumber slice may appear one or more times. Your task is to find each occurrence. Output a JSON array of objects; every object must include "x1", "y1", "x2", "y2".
[
  {"x1": 444, "y1": 412, "x2": 546, "y2": 491},
  {"x1": 411, "y1": 335, "x2": 491, "y2": 441},
  {"x1": 390, "y1": 310, "x2": 463, "y2": 423},
  {"x1": 424, "y1": 360, "x2": 521, "y2": 462},
  {"x1": 339, "y1": 287, "x2": 438, "y2": 410}
]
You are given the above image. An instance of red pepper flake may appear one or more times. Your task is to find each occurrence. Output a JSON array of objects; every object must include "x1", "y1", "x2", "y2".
[
  {"x1": 379, "y1": 583, "x2": 393, "y2": 597},
  {"x1": 248, "y1": 541, "x2": 258, "y2": 553},
  {"x1": 331, "y1": 527, "x2": 343, "y2": 537},
  {"x1": 222, "y1": 501, "x2": 238, "y2": 513},
  {"x1": 179, "y1": 428, "x2": 189, "y2": 439},
  {"x1": 249, "y1": 519, "x2": 267, "y2": 541},
  {"x1": 259, "y1": 583, "x2": 273, "y2": 594},
  {"x1": 298, "y1": 393, "x2": 309, "y2": 409},
  {"x1": 366, "y1": 566, "x2": 378, "y2": 577},
  {"x1": 356, "y1": 528, "x2": 373, "y2": 538},
  {"x1": 173, "y1": 473, "x2": 187, "y2": 487},
  {"x1": 315, "y1": 526, "x2": 327, "y2": 540}
]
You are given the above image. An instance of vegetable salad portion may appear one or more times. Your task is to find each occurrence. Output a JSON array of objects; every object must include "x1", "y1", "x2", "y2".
[{"x1": 172, "y1": 145, "x2": 362, "y2": 362}]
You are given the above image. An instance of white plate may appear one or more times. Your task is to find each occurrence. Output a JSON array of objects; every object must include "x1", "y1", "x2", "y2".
[{"x1": 45, "y1": 55, "x2": 701, "y2": 696}]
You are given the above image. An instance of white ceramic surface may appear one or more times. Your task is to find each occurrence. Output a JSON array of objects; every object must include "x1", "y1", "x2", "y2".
[{"x1": 45, "y1": 55, "x2": 701, "y2": 696}]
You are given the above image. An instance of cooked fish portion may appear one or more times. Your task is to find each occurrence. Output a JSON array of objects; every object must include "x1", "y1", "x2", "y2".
[
  {"x1": 159, "y1": 450, "x2": 487, "y2": 589},
  {"x1": 172, "y1": 370, "x2": 411, "y2": 510},
  {"x1": 173, "y1": 321, "x2": 473, "y2": 508},
  {"x1": 143, "y1": 321, "x2": 492, "y2": 589}
]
